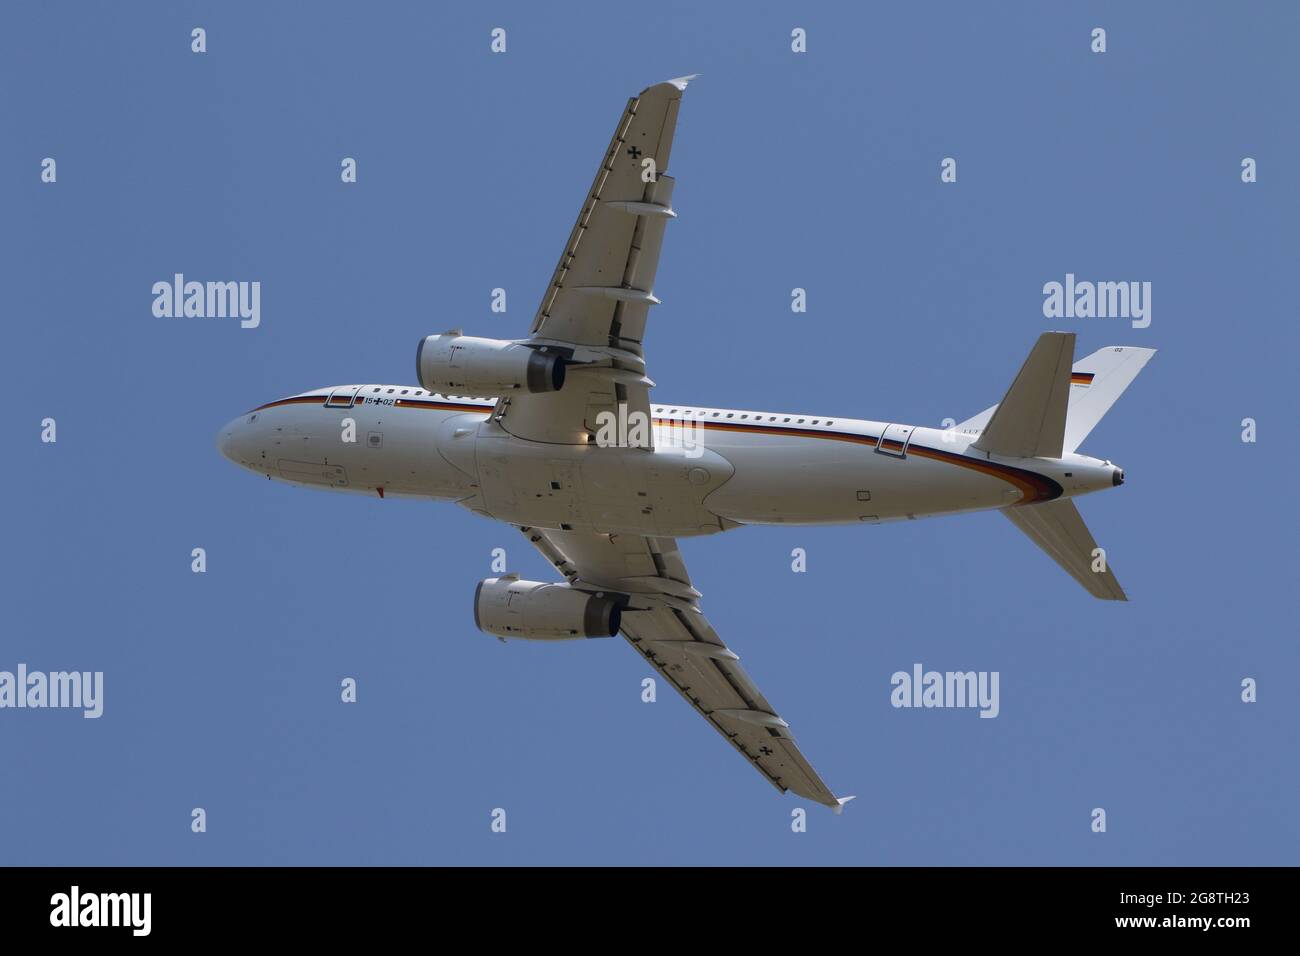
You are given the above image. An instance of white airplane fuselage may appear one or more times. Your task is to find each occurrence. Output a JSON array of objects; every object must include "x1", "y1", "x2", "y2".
[{"x1": 218, "y1": 384, "x2": 1122, "y2": 536}]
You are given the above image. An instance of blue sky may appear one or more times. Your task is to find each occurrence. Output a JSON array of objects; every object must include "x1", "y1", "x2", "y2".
[{"x1": 2, "y1": 1, "x2": 1296, "y2": 865}]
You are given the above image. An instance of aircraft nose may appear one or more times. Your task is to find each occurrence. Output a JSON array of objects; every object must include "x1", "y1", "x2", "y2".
[
  {"x1": 217, "y1": 416, "x2": 253, "y2": 465},
  {"x1": 217, "y1": 422, "x2": 235, "y2": 461}
]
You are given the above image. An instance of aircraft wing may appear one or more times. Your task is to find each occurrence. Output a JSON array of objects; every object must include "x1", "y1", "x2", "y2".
[
  {"x1": 491, "y1": 77, "x2": 696, "y2": 446},
  {"x1": 517, "y1": 525, "x2": 852, "y2": 810}
]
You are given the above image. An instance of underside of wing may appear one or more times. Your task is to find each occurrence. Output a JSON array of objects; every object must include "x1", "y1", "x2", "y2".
[
  {"x1": 517, "y1": 525, "x2": 850, "y2": 809},
  {"x1": 530, "y1": 76, "x2": 692, "y2": 350},
  {"x1": 493, "y1": 77, "x2": 695, "y2": 446}
]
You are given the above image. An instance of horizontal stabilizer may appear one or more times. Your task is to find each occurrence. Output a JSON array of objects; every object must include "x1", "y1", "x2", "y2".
[
  {"x1": 971, "y1": 332, "x2": 1074, "y2": 459},
  {"x1": 1002, "y1": 499, "x2": 1126, "y2": 600}
]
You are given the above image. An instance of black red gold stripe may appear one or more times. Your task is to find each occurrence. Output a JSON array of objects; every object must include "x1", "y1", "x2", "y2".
[
  {"x1": 251, "y1": 395, "x2": 490, "y2": 413},
  {"x1": 393, "y1": 398, "x2": 483, "y2": 412},
  {"x1": 906, "y1": 442, "x2": 1061, "y2": 504},
  {"x1": 250, "y1": 395, "x2": 327, "y2": 412},
  {"x1": 248, "y1": 394, "x2": 1061, "y2": 504},
  {"x1": 650, "y1": 417, "x2": 1061, "y2": 504},
  {"x1": 1070, "y1": 372, "x2": 1094, "y2": 385}
]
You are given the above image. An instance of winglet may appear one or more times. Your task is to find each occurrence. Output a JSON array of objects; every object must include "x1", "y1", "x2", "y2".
[{"x1": 833, "y1": 795, "x2": 857, "y2": 815}]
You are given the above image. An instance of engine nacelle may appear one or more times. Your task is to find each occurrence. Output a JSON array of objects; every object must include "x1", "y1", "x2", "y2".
[
  {"x1": 474, "y1": 577, "x2": 622, "y2": 641},
  {"x1": 417, "y1": 333, "x2": 565, "y2": 397}
]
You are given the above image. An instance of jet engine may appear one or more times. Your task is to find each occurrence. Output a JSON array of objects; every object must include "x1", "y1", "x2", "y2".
[
  {"x1": 474, "y1": 577, "x2": 622, "y2": 640},
  {"x1": 417, "y1": 333, "x2": 566, "y2": 396}
]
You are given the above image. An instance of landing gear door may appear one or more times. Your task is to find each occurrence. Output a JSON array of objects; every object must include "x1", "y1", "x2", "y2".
[{"x1": 876, "y1": 423, "x2": 913, "y2": 458}]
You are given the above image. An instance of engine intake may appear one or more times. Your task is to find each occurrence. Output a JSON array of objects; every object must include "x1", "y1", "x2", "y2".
[
  {"x1": 474, "y1": 577, "x2": 622, "y2": 641},
  {"x1": 417, "y1": 333, "x2": 565, "y2": 397}
]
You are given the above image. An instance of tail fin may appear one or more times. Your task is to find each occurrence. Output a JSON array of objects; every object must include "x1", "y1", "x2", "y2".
[
  {"x1": 1003, "y1": 499, "x2": 1127, "y2": 600},
  {"x1": 1061, "y1": 345, "x2": 1156, "y2": 453},
  {"x1": 970, "y1": 332, "x2": 1074, "y2": 459},
  {"x1": 955, "y1": 338, "x2": 1155, "y2": 456}
]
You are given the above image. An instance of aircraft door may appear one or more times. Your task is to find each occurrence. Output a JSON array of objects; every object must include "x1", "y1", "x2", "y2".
[
  {"x1": 875, "y1": 423, "x2": 913, "y2": 458},
  {"x1": 325, "y1": 385, "x2": 361, "y2": 408}
]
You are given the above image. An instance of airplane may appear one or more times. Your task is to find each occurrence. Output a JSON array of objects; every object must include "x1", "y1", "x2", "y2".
[{"x1": 217, "y1": 76, "x2": 1154, "y2": 811}]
